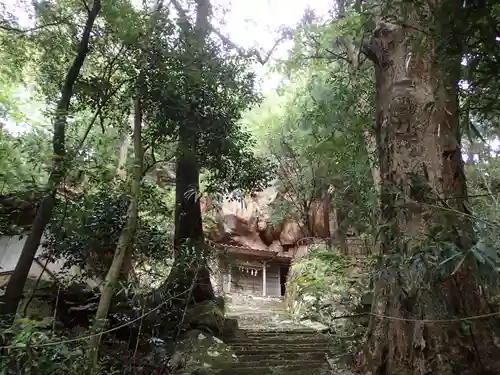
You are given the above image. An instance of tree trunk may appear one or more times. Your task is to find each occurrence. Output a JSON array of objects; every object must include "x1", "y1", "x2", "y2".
[
  {"x1": 160, "y1": 0, "x2": 214, "y2": 334},
  {"x1": 167, "y1": 126, "x2": 213, "y2": 301},
  {"x1": 335, "y1": 208, "x2": 349, "y2": 255},
  {"x1": 115, "y1": 129, "x2": 131, "y2": 181},
  {"x1": 322, "y1": 192, "x2": 331, "y2": 238},
  {"x1": 88, "y1": 98, "x2": 142, "y2": 370},
  {"x1": 361, "y1": 3, "x2": 500, "y2": 374},
  {"x1": 364, "y1": 130, "x2": 381, "y2": 199},
  {"x1": 0, "y1": 0, "x2": 101, "y2": 316}
]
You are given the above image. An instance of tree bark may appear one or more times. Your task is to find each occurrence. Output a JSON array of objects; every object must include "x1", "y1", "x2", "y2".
[
  {"x1": 162, "y1": 0, "x2": 215, "y2": 311},
  {"x1": 335, "y1": 207, "x2": 349, "y2": 255},
  {"x1": 115, "y1": 129, "x2": 131, "y2": 181},
  {"x1": 361, "y1": 2, "x2": 500, "y2": 374},
  {"x1": 0, "y1": 0, "x2": 101, "y2": 316},
  {"x1": 88, "y1": 98, "x2": 142, "y2": 370},
  {"x1": 364, "y1": 130, "x2": 381, "y2": 199}
]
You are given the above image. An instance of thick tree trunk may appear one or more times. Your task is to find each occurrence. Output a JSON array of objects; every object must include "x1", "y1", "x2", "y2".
[
  {"x1": 162, "y1": 0, "x2": 214, "y2": 325},
  {"x1": 0, "y1": 0, "x2": 101, "y2": 316},
  {"x1": 88, "y1": 98, "x2": 142, "y2": 370},
  {"x1": 361, "y1": 4, "x2": 500, "y2": 374},
  {"x1": 168, "y1": 127, "x2": 213, "y2": 302},
  {"x1": 160, "y1": 125, "x2": 214, "y2": 336}
]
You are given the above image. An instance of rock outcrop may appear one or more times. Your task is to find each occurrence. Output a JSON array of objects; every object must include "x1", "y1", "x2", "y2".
[
  {"x1": 171, "y1": 329, "x2": 237, "y2": 375},
  {"x1": 183, "y1": 300, "x2": 225, "y2": 336},
  {"x1": 202, "y1": 183, "x2": 334, "y2": 254}
]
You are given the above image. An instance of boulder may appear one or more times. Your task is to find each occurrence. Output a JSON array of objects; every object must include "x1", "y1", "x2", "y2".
[
  {"x1": 214, "y1": 296, "x2": 225, "y2": 311},
  {"x1": 184, "y1": 300, "x2": 225, "y2": 336},
  {"x1": 221, "y1": 318, "x2": 238, "y2": 338},
  {"x1": 294, "y1": 244, "x2": 309, "y2": 259},
  {"x1": 268, "y1": 240, "x2": 284, "y2": 254},
  {"x1": 171, "y1": 329, "x2": 237, "y2": 375},
  {"x1": 279, "y1": 219, "x2": 304, "y2": 245}
]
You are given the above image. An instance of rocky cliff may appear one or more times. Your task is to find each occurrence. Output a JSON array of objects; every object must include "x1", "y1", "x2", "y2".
[{"x1": 201, "y1": 183, "x2": 335, "y2": 255}]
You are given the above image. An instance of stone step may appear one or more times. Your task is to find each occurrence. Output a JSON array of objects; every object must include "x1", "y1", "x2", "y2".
[
  {"x1": 226, "y1": 335, "x2": 329, "y2": 344},
  {"x1": 241, "y1": 330, "x2": 321, "y2": 336},
  {"x1": 232, "y1": 344, "x2": 331, "y2": 353},
  {"x1": 232, "y1": 347, "x2": 331, "y2": 355},
  {"x1": 235, "y1": 351, "x2": 326, "y2": 362},
  {"x1": 231, "y1": 341, "x2": 331, "y2": 348},
  {"x1": 227, "y1": 340, "x2": 330, "y2": 348},
  {"x1": 232, "y1": 359, "x2": 327, "y2": 369},
  {"x1": 218, "y1": 364, "x2": 331, "y2": 375}
]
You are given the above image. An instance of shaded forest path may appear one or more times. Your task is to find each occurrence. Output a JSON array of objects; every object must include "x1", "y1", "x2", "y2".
[{"x1": 220, "y1": 293, "x2": 343, "y2": 374}]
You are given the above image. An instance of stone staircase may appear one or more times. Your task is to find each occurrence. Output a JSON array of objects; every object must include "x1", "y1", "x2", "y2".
[
  {"x1": 221, "y1": 294, "x2": 334, "y2": 374},
  {"x1": 221, "y1": 328, "x2": 333, "y2": 374}
]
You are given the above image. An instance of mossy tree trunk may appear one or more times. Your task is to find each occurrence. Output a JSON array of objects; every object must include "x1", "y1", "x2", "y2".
[{"x1": 361, "y1": 2, "x2": 500, "y2": 374}]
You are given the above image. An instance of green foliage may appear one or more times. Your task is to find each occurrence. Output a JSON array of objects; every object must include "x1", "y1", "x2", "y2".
[
  {"x1": 0, "y1": 317, "x2": 89, "y2": 375},
  {"x1": 42, "y1": 181, "x2": 173, "y2": 277},
  {"x1": 0, "y1": 316, "x2": 125, "y2": 375},
  {"x1": 286, "y1": 245, "x2": 373, "y2": 355},
  {"x1": 459, "y1": 1, "x2": 500, "y2": 132},
  {"x1": 139, "y1": 11, "x2": 273, "y2": 196},
  {"x1": 461, "y1": 157, "x2": 500, "y2": 289},
  {"x1": 291, "y1": 247, "x2": 350, "y2": 286},
  {"x1": 0, "y1": 129, "x2": 51, "y2": 192},
  {"x1": 243, "y1": 53, "x2": 377, "y2": 232}
]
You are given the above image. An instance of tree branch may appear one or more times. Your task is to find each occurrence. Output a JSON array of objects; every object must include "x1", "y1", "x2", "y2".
[
  {"x1": 210, "y1": 28, "x2": 288, "y2": 65},
  {"x1": 170, "y1": 0, "x2": 288, "y2": 65},
  {"x1": 0, "y1": 15, "x2": 73, "y2": 34}
]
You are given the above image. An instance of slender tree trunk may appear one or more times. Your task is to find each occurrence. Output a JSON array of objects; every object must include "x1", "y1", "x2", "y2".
[
  {"x1": 335, "y1": 208, "x2": 348, "y2": 255},
  {"x1": 361, "y1": 2, "x2": 500, "y2": 374},
  {"x1": 88, "y1": 98, "x2": 143, "y2": 370},
  {"x1": 0, "y1": 0, "x2": 101, "y2": 316}
]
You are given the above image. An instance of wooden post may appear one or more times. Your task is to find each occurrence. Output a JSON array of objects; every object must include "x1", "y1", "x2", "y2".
[{"x1": 262, "y1": 261, "x2": 267, "y2": 296}]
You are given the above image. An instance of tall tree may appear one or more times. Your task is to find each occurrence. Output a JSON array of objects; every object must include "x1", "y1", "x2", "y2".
[
  {"x1": 0, "y1": 0, "x2": 102, "y2": 316},
  {"x1": 155, "y1": 0, "x2": 268, "y2": 314},
  {"x1": 361, "y1": 1, "x2": 500, "y2": 373},
  {"x1": 170, "y1": 0, "x2": 213, "y2": 303}
]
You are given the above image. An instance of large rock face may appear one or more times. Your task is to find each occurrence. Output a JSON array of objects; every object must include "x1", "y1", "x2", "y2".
[{"x1": 202, "y1": 183, "x2": 332, "y2": 253}]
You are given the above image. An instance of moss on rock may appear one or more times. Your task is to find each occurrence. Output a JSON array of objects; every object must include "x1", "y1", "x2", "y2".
[
  {"x1": 285, "y1": 246, "x2": 374, "y2": 335},
  {"x1": 171, "y1": 329, "x2": 237, "y2": 375},
  {"x1": 184, "y1": 300, "x2": 225, "y2": 336}
]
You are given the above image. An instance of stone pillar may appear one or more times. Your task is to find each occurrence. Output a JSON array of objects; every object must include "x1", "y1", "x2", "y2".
[{"x1": 262, "y1": 262, "x2": 267, "y2": 297}]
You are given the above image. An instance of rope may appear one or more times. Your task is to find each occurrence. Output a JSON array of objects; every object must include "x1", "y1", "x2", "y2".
[
  {"x1": 370, "y1": 310, "x2": 500, "y2": 323},
  {"x1": 324, "y1": 310, "x2": 500, "y2": 325},
  {"x1": 206, "y1": 237, "x2": 371, "y2": 252},
  {"x1": 3, "y1": 290, "x2": 499, "y2": 351},
  {"x1": 0, "y1": 287, "x2": 192, "y2": 350}
]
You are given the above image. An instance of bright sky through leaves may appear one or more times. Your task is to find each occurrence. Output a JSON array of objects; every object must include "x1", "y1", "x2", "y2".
[{"x1": 1, "y1": 0, "x2": 331, "y2": 133}]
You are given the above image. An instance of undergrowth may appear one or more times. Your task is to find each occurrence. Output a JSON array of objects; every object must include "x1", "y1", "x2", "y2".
[{"x1": 286, "y1": 245, "x2": 375, "y2": 366}]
